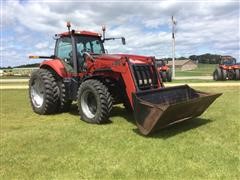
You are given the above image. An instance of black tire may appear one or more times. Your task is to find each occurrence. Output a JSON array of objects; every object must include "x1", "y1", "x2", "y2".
[
  {"x1": 161, "y1": 71, "x2": 167, "y2": 82},
  {"x1": 57, "y1": 80, "x2": 72, "y2": 112},
  {"x1": 222, "y1": 69, "x2": 227, "y2": 80},
  {"x1": 235, "y1": 69, "x2": 240, "y2": 80},
  {"x1": 166, "y1": 70, "x2": 172, "y2": 82},
  {"x1": 49, "y1": 71, "x2": 72, "y2": 112},
  {"x1": 29, "y1": 69, "x2": 59, "y2": 114},
  {"x1": 77, "y1": 79, "x2": 112, "y2": 124},
  {"x1": 213, "y1": 67, "x2": 222, "y2": 81}
]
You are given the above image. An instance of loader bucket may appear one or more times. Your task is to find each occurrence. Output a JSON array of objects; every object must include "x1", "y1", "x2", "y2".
[{"x1": 133, "y1": 85, "x2": 222, "y2": 135}]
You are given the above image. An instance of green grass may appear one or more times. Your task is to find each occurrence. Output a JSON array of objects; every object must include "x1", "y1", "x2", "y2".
[
  {"x1": 168, "y1": 79, "x2": 240, "y2": 83},
  {"x1": 0, "y1": 88, "x2": 239, "y2": 179},
  {"x1": 171, "y1": 79, "x2": 212, "y2": 83},
  {"x1": 176, "y1": 63, "x2": 217, "y2": 76},
  {"x1": 0, "y1": 82, "x2": 28, "y2": 86},
  {"x1": 0, "y1": 76, "x2": 29, "y2": 79}
]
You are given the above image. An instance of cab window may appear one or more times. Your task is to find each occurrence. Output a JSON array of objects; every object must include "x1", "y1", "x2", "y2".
[
  {"x1": 92, "y1": 40, "x2": 102, "y2": 54},
  {"x1": 56, "y1": 37, "x2": 72, "y2": 61}
]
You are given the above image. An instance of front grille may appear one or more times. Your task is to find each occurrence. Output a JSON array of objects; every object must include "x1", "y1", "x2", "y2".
[{"x1": 132, "y1": 64, "x2": 158, "y2": 90}]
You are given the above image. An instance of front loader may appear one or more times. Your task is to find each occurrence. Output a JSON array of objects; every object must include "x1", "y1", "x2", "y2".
[{"x1": 29, "y1": 23, "x2": 221, "y2": 135}]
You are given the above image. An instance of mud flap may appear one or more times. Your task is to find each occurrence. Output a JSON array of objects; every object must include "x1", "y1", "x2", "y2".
[{"x1": 133, "y1": 85, "x2": 222, "y2": 135}]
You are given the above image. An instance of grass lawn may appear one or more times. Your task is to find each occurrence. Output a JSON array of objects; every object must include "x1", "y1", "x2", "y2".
[
  {"x1": 176, "y1": 63, "x2": 217, "y2": 77},
  {"x1": 168, "y1": 79, "x2": 240, "y2": 83},
  {"x1": 0, "y1": 87, "x2": 239, "y2": 179},
  {"x1": 0, "y1": 82, "x2": 28, "y2": 86},
  {"x1": 0, "y1": 76, "x2": 29, "y2": 79}
]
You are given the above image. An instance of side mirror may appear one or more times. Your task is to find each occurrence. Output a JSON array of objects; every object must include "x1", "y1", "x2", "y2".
[{"x1": 122, "y1": 37, "x2": 126, "y2": 45}]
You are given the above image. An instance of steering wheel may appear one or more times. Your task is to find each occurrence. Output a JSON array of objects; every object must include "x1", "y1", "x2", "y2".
[
  {"x1": 81, "y1": 48, "x2": 91, "y2": 53},
  {"x1": 83, "y1": 52, "x2": 94, "y2": 62}
]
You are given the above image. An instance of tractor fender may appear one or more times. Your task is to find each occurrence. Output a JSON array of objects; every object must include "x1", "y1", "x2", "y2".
[{"x1": 40, "y1": 59, "x2": 67, "y2": 78}]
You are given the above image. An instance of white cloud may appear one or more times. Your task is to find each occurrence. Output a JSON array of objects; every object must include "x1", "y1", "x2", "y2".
[
  {"x1": 35, "y1": 42, "x2": 49, "y2": 49},
  {"x1": 1, "y1": 0, "x2": 239, "y2": 67}
]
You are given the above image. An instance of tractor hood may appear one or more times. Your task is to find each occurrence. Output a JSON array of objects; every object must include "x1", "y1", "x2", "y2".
[{"x1": 94, "y1": 53, "x2": 153, "y2": 63}]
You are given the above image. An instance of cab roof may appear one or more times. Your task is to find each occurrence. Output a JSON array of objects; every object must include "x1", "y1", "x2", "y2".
[{"x1": 59, "y1": 30, "x2": 101, "y2": 37}]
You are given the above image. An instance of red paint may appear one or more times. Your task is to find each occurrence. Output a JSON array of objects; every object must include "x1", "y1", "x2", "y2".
[
  {"x1": 39, "y1": 53, "x2": 161, "y2": 107},
  {"x1": 219, "y1": 64, "x2": 240, "y2": 70},
  {"x1": 157, "y1": 66, "x2": 169, "y2": 71},
  {"x1": 59, "y1": 31, "x2": 100, "y2": 37},
  {"x1": 40, "y1": 59, "x2": 68, "y2": 77}
]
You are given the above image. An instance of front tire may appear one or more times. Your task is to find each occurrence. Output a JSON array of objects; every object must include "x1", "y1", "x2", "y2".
[
  {"x1": 29, "y1": 69, "x2": 59, "y2": 114},
  {"x1": 77, "y1": 79, "x2": 112, "y2": 124}
]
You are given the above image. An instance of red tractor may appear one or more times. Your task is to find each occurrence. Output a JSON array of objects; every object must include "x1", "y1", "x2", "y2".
[
  {"x1": 29, "y1": 23, "x2": 221, "y2": 135},
  {"x1": 156, "y1": 59, "x2": 172, "y2": 82},
  {"x1": 213, "y1": 56, "x2": 240, "y2": 81}
]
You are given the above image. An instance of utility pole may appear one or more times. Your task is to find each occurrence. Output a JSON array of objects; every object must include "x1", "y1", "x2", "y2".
[{"x1": 172, "y1": 16, "x2": 177, "y2": 79}]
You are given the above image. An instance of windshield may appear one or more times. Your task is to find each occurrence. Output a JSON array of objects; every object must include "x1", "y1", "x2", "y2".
[
  {"x1": 75, "y1": 36, "x2": 105, "y2": 55},
  {"x1": 222, "y1": 59, "x2": 236, "y2": 65},
  {"x1": 156, "y1": 60, "x2": 166, "y2": 67}
]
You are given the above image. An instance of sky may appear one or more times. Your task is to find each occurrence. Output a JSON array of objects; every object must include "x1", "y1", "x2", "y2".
[{"x1": 1, "y1": 0, "x2": 239, "y2": 67}]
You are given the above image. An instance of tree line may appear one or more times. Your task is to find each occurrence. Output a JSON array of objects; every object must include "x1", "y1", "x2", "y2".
[
  {"x1": 161, "y1": 53, "x2": 236, "y2": 64},
  {"x1": 0, "y1": 63, "x2": 40, "y2": 69}
]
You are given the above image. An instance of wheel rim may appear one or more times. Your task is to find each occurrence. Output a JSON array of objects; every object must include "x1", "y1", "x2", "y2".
[
  {"x1": 81, "y1": 90, "x2": 97, "y2": 119},
  {"x1": 30, "y1": 78, "x2": 44, "y2": 108}
]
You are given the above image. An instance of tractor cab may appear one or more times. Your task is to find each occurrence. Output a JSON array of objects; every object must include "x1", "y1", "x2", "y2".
[
  {"x1": 219, "y1": 56, "x2": 236, "y2": 66},
  {"x1": 54, "y1": 24, "x2": 125, "y2": 74},
  {"x1": 54, "y1": 31, "x2": 105, "y2": 72}
]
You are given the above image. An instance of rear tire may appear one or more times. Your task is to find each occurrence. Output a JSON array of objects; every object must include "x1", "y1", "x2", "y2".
[
  {"x1": 77, "y1": 79, "x2": 112, "y2": 124},
  {"x1": 29, "y1": 69, "x2": 59, "y2": 114},
  {"x1": 213, "y1": 68, "x2": 222, "y2": 81}
]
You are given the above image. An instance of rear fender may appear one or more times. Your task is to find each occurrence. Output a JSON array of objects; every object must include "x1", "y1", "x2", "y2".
[{"x1": 40, "y1": 59, "x2": 68, "y2": 78}]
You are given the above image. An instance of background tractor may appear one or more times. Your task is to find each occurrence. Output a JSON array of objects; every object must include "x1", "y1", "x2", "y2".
[
  {"x1": 29, "y1": 23, "x2": 221, "y2": 135},
  {"x1": 213, "y1": 56, "x2": 240, "y2": 80},
  {"x1": 156, "y1": 59, "x2": 172, "y2": 82}
]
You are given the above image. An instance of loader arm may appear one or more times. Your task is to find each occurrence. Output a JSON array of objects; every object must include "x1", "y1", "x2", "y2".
[{"x1": 109, "y1": 57, "x2": 162, "y2": 108}]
